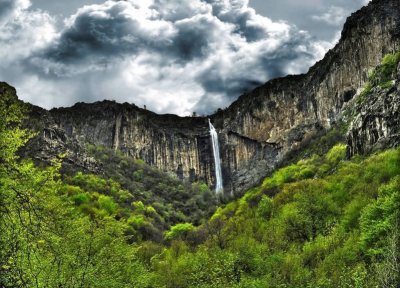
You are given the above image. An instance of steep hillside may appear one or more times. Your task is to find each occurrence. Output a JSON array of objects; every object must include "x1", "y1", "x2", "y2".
[
  {"x1": 16, "y1": 0, "x2": 400, "y2": 196},
  {"x1": 2, "y1": 1, "x2": 400, "y2": 287},
  {"x1": 2, "y1": 86, "x2": 399, "y2": 286},
  {"x1": 213, "y1": 0, "x2": 400, "y2": 192},
  {"x1": 1, "y1": 82, "x2": 218, "y2": 240},
  {"x1": 147, "y1": 145, "x2": 400, "y2": 287},
  {"x1": 347, "y1": 52, "x2": 400, "y2": 156}
]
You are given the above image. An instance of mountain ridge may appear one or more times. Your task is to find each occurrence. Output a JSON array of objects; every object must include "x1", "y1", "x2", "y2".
[{"x1": 5, "y1": 0, "x2": 400, "y2": 195}]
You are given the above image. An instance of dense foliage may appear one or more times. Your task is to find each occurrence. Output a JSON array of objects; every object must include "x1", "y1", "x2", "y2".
[
  {"x1": 159, "y1": 145, "x2": 398, "y2": 287},
  {"x1": 358, "y1": 51, "x2": 400, "y2": 102},
  {"x1": 1, "y1": 52, "x2": 399, "y2": 288},
  {"x1": 0, "y1": 84, "x2": 152, "y2": 287},
  {"x1": 83, "y1": 144, "x2": 218, "y2": 229}
]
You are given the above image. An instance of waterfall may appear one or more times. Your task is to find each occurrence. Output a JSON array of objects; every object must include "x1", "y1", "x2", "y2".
[{"x1": 208, "y1": 119, "x2": 223, "y2": 194}]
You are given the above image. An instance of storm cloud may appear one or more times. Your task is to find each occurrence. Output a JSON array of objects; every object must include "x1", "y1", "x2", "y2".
[{"x1": 1, "y1": 0, "x2": 367, "y2": 115}]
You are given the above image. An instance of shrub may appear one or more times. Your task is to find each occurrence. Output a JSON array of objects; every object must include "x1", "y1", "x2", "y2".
[
  {"x1": 72, "y1": 192, "x2": 90, "y2": 205},
  {"x1": 132, "y1": 201, "x2": 145, "y2": 213},
  {"x1": 257, "y1": 195, "x2": 273, "y2": 219},
  {"x1": 128, "y1": 215, "x2": 145, "y2": 228},
  {"x1": 164, "y1": 223, "x2": 195, "y2": 241},
  {"x1": 98, "y1": 195, "x2": 118, "y2": 214},
  {"x1": 325, "y1": 144, "x2": 346, "y2": 165}
]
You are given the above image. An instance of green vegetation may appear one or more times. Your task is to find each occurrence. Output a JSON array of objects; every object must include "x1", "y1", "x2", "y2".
[
  {"x1": 280, "y1": 123, "x2": 347, "y2": 167},
  {"x1": 83, "y1": 144, "x2": 218, "y2": 229},
  {"x1": 165, "y1": 223, "x2": 195, "y2": 241},
  {"x1": 358, "y1": 51, "x2": 400, "y2": 103},
  {"x1": 148, "y1": 145, "x2": 399, "y2": 287},
  {"x1": 1, "y1": 73, "x2": 400, "y2": 287}
]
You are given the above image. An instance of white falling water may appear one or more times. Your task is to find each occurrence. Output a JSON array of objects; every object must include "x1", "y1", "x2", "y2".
[{"x1": 209, "y1": 119, "x2": 223, "y2": 194}]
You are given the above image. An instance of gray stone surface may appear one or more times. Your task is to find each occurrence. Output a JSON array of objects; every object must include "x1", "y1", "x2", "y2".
[
  {"x1": 11, "y1": 0, "x2": 400, "y2": 196},
  {"x1": 347, "y1": 74, "x2": 400, "y2": 156}
]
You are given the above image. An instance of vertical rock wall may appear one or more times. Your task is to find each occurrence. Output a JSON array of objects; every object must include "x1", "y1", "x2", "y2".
[
  {"x1": 347, "y1": 63, "x2": 400, "y2": 156},
  {"x1": 24, "y1": 0, "x2": 400, "y2": 195}
]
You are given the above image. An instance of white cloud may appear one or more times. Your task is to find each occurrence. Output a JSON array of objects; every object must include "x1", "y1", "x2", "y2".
[
  {"x1": 312, "y1": 6, "x2": 347, "y2": 26},
  {"x1": 0, "y1": 0, "x2": 30, "y2": 24},
  {"x1": 0, "y1": 0, "x2": 56, "y2": 64},
  {"x1": 1, "y1": 0, "x2": 338, "y2": 115}
]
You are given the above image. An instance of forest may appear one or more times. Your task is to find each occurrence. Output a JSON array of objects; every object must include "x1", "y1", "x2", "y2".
[{"x1": 1, "y1": 53, "x2": 400, "y2": 287}]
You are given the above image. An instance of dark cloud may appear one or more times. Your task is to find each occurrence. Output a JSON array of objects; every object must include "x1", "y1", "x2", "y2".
[
  {"x1": 192, "y1": 26, "x2": 317, "y2": 115},
  {"x1": 40, "y1": 2, "x2": 230, "y2": 67},
  {"x1": 38, "y1": 1, "x2": 225, "y2": 70},
  {"x1": 172, "y1": 15, "x2": 218, "y2": 61},
  {"x1": 204, "y1": 0, "x2": 269, "y2": 42},
  {"x1": 0, "y1": 0, "x2": 368, "y2": 115},
  {"x1": 41, "y1": 1, "x2": 174, "y2": 66},
  {"x1": 0, "y1": 0, "x2": 15, "y2": 22}
]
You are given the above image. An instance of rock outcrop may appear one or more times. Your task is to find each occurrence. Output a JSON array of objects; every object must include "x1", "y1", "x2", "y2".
[
  {"x1": 24, "y1": 104, "x2": 99, "y2": 173},
  {"x1": 47, "y1": 102, "x2": 215, "y2": 183},
  {"x1": 9, "y1": 0, "x2": 400, "y2": 195},
  {"x1": 347, "y1": 62, "x2": 400, "y2": 156},
  {"x1": 213, "y1": 0, "x2": 400, "y2": 192}
]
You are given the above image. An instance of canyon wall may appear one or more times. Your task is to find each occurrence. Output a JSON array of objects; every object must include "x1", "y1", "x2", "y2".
[
  {"x1": 18, "y1": 0, "x2": 400, "y2": 195},
  {"x1": 212, "y1": 0, "x2": 400, "y2": 192}
]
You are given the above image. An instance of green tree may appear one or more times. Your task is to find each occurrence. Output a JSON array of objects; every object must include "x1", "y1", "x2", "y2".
[{"x1": 165, "y1": 223, "x2": 195, "y2": 241}]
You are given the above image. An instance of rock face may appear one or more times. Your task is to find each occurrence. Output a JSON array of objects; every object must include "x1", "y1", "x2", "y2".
[
  {"x1": 47, "y1": 102, "x2": 215, "y2": 184},
  {"x1": 213, "y1": 0, "x2": 400, "y2": 192},
  {"x1": 14, "y1": 0, "x2": 400, "y2": 195},
  {"x1": 24, "y1": 104, "x2": 100, "y2": 173},
  {"x1": 347, "y1": 63, "x2": 400, "y2": 156}
]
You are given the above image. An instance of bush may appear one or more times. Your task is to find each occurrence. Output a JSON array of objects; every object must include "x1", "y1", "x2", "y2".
[
  {"x1": 164, "y1": 223, "x2": 195, "y2": 241},
  {"x1": 132, "y1": 201, "x2": 145, "y2": 213},
  {"x1": 325, "y1": 144, "x2": 346, "y2": 165},
  {"x1": 72, "y1": 192, "x2": 90, "y2": 205},
  {"x1": 98, "y1": 195, "x2": 118, "y2": 214},
  {"x1": 257, "y1": 195, "x2": 273, "y2": 219}
]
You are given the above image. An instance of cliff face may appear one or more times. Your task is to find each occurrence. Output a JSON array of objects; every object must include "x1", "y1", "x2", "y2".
[
  {"x1": 48, "y1": 102, "x2": 215, "y2": 184},
  {"x1": 23, "y1": 104, "x2": 99, "y2": 173},
  {"x1": 212, "y1": 0, "x2": 400, "y2": 192},
  {"x1": 19, "y1": 0, "x2": 400, "y2": 195},
  {"x1": 42, "y1": 99, "x2": 280, "y2": 194},
  {"x1": 347, "y1": 62, "x2": 400, "y2": 156}
]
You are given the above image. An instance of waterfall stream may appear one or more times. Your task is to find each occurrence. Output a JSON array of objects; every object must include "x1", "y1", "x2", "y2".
[{"x1": 209, "y1": 119, "x2": 223, "y2": 194}]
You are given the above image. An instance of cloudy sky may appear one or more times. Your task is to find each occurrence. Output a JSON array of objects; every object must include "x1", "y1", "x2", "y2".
[{"x1": 0, "y1": 0, "x2": 369, "y2": 115}]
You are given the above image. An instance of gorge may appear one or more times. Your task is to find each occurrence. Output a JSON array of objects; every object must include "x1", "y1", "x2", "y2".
[
  {"x1": 3, "y1": 0, "x2": 400, "y2": 287},
  {"x1": 17, "y1": 0, "x2": 400, "y2": 196}
]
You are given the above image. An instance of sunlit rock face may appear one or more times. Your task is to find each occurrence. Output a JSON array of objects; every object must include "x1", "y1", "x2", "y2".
[{"x1": 21, "y1": 0, "x2": 400, "y2": 195}]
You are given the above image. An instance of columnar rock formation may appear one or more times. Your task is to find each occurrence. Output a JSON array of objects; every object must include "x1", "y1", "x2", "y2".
[
  {"x1": 48, "y1": 102, "x2": 214, "y2": 184},
  {"x1": 12, "y1": 0, "x2": 400, "y2": 195}
]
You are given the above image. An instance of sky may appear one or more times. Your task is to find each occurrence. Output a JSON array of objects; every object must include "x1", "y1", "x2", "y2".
[{"x1": 0, "y1": 0, "x2": 369, "y2": 116}]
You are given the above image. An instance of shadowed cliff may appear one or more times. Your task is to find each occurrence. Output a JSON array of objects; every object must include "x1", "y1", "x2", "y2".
[{"x1": 6, "y1": 0, "x2": 400, "y2": 196}]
